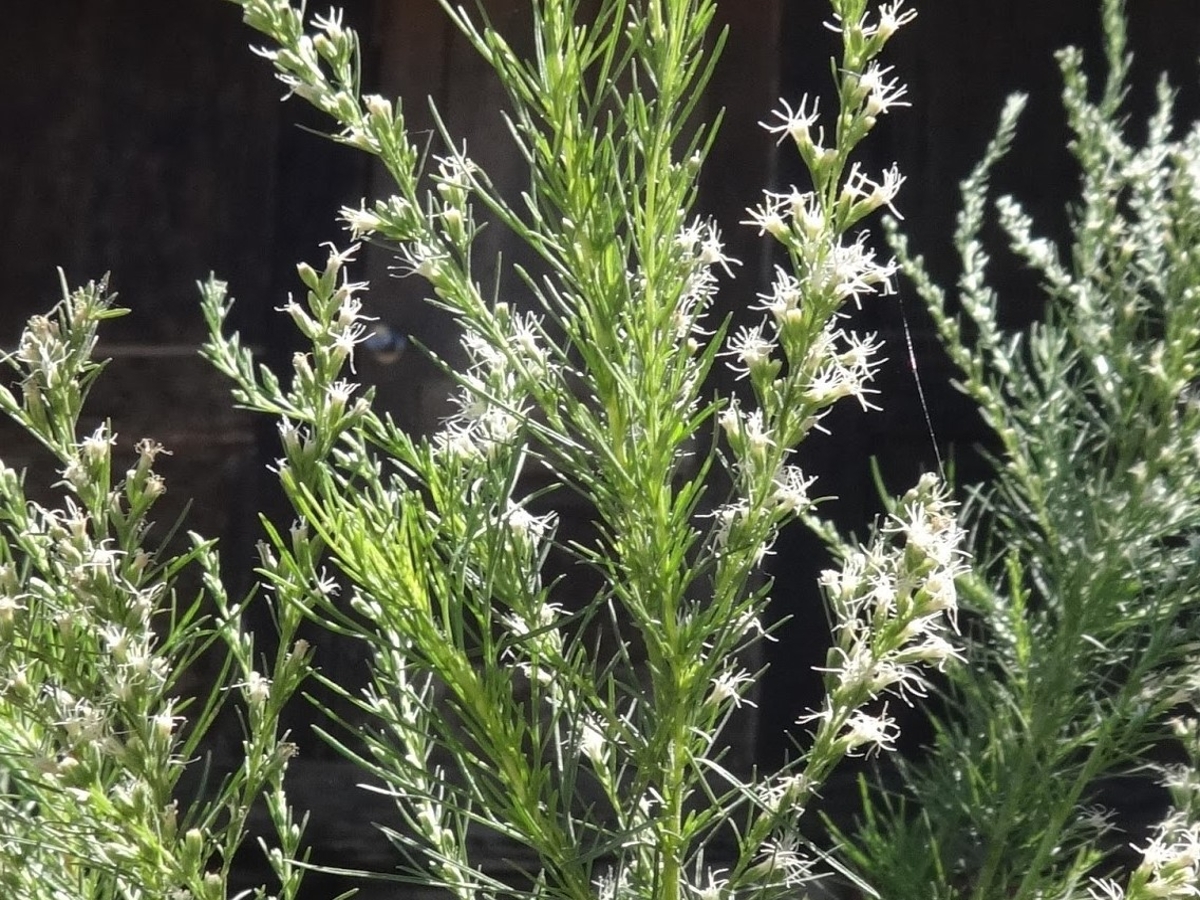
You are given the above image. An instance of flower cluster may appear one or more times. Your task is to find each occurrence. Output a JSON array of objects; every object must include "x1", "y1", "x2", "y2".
[
  {"x1": 1088, "y1": 709, "x2": 1200, "y2": 900},
  {"x1": 0, "y1": 485, "x2": 193, "y2": 892},
  {"x1": 1089, "y1": 818, "x2": 1200, "y2": 900},
  {"x1": 714, "y1": 0, "x2": 919, "y2": 596},
  {"x1": 434, "y1": 308, "x2": 555, "y2": 466},
  {"x1": 804, "y1": 474, "x2": 965, "y2": 751}
]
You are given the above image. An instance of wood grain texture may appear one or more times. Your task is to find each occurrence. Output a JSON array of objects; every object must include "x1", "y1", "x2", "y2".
[{"x1": 5, "y1": 0, "x2": 1195, "y2": 895}]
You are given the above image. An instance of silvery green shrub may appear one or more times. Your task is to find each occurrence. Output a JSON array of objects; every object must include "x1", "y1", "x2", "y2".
[{"x1": 832, "y1": 2, "x2": 1200, "y2": 898}]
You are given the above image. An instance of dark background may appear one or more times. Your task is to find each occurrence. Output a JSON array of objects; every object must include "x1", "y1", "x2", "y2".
[{"x1": 1, "y1": 1, "x2": 1197, "y2": 895}]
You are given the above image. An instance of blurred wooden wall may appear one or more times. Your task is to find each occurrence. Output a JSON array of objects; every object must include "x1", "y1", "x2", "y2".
[{"x1": 2, "y1": 0, "x2": 1197, "y2": 896}]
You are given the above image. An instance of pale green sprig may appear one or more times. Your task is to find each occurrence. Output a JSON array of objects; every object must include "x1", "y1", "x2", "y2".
[
  {"x1": 204, "y1": 237, "x2": 561, "y2": 896},
  {"x1": 209, "y1": 4, "x2": 965, "y2": 900},
  {"x1": 0, "y1": 280, "x2": 309, "y2": 900},
  {"x1": 726, "y1": 0, "x2": 916, "y2": 588},
  {"x1": 721, "y1": 476, "x2": 962, "y2": 899},
  {"x1": 713, "y1": 29, "x2": 939, "y2": 880}
]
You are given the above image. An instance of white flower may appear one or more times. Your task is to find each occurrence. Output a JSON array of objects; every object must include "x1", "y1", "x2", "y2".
[
  {"x1": 674, "y1": 272, "x2": 718, "y2": 339},
  {"x1": 100, "y1": 625, "x2": 132, "y2": 661},
  {"x1": 577, "y1": 714, "x2": 608, "y2": 768},
  {"x1": 842, "y1": 162, "x2": 906, "y2": 219},
  {"x1": 743, "y1": 195, "x2": 790, "y2": 239},
  {"x1": 723, "y1": 323, "x2": 776, "y2": 379},
  {"x1": 393, "y1": 241, "x2": 448, "y2": 281},
  {"x1": 761, "y1": 96, "x2": 823, "y2": 148},
  {"x1": 771, "y1": 466, "x2": 816, "y2": 514},
  {"x1": 462, "y1": 330, "x2": 508, "y2": 375},
  {"x1": 836, "y1": 329, "x2": 885, "y2": 378},
  {"x1": 921, "y1": 568, "x2": 959, "y2": 616},
  {"x1": 134, "y1": 437, "x2": 169, "y2": 471},
  {"x1": 842, "y1": 707, "x2": 899, "y2": 756},
  {"x1": 478, "y1": 405, "x2": 521, "y2": 447},
  {"x1": 894, "y1": 489, "x2": 966, "y2": 570},
  {"x1": 717, "y1": 402, "x2": 742, "y2": 440},
  {"x1": 708, "y1": 667, "x2": 756, "y2": 708},
  {"x1": 152, "y1": 710, "x2": 181, "y2": 742},
  {"x1": 744, "y1": 829, "x2": 814, "y2": 890},
  {"x1": 332, "y1": 315, "x2": 370, "y2": 368},
  {"x1": 817, "y1": 645, "x2": 875, "y2": 693},
  {"x1": 57, "y1": 695, "x2": 107, "y2": 745},
  {"x1": 1088, "y1": 878, "x2": 1126, "y2": 900},
  {"x1": 594, "y1": 867, "x2": 630, "y2": 900},
  {"x1": 433, "y1": 423, "x2": 482, "y2": 462},
  {"x1": 825, "y1": 1, "x2": 916, "y2": 42},
  {"x1": 691, "y1": 869, "x2": 730, "y2": 900},
  {"x1": 857, "y1": 63, "x2": 911, "y2": 117},
  {"x1": 787, "y1": 188, "x2": 825, "y2": 237},
  {"x1": 819, "y1": 550, "x2": 869, "y2": 606},
  {"x1": 803, "y1": 360, "x2": 875, "y2": 409},
  {"x1": 819, "y1": 645, "x2": 926, "y2": 703},
  {"x1": 1139, "y1": 822, "x2": 1200, "y2": 872},
  {"x1": 873, "y1": 1, "x2": 917, "y2": 39},
  {"x1": 438, "y1": 391, "x2": 523, "y2": 462},
  {"x1": 895, "y1": 632, "x2": 962, "y2": 671},
  {"x1": 710, "y1": 501, "x2": 749, "y2": 549},
  {"x1": 504, "y1": 502, "x2": 555, "y2": 549},
  {"x1": 697, "y1": 222, "x2": 738, "y2": 276},
  {"x1": 326, "y1": 379, "x2": 357, "y2": 415},
  {"x1": 755, "y1": 268, "x2": 803, "y2": 322},
  {"x1": 434, "y1": 153, "x2": 477, "y2": 192},
  {"x1": 509, "y1": 312, "x2": 553, "y2": 374},
  {"x1": 827, "y1": 232, "x2": 898, "y2": 306},
  {"x1": 679, "y1": 219, "x2": 738, "y2": 276},
  {"x1": 277, "y1": 419, "x2": 306, "y2": 457},
  {"x1": 1079, "y1": 805, "x2": 1118, "y2": 837},
  {"x1": 741, "y1": 410, "x2": 774, "y2": 455},
  {"x1": 340, "y1": 203, "x2": 381, "y2": 237},
  {"x1": 1162, "y1": 763, "x2": 1200, "y2": 800},
  {"x1": 241, "y1": 671, "x2": 272, "y2": 708},
  {"x1": 362, "y1": 94, "x2": 393, "y2": 121},
  {"x1": 314, "y1": 567, "x2": 341, "y2": 598},
  {"x1": 79, "y1": 426, "x2": 115, "y2": 466},
  {"x1": 754, "y1": 773, "x2": 812, "y2": 815},
  {"x1": 727, "y1": 607, "x2": 769, "y2": 642},
  {"x1": 0, "y1": 593, "x2": 25, "y2": 625}
]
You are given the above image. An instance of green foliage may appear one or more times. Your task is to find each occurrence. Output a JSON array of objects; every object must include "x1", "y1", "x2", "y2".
[
  {"x1": 12, "y1": 0, "x2": 1200, "y2": 896},
  {"x1": 837, "y1": 1, "x2": 1200, "y2": 898},
  {"x1": 197, "y1": 0, "x2": 958, "y2": 898}
]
